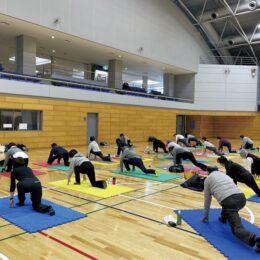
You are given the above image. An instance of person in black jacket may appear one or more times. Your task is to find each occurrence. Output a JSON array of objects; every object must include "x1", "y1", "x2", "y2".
[
  {"x1": 148, "y1": 136, "x2": 167, "y2": 153},
  {"x1": 217, "y1": 156, "x2": 260, "y2": 196},
  {"x1": 9, "y1": 157, "x2": 55, "y2": 215},
  {"x1": 239, "y1": 149, "x2": 260, "y2": 177},
  {"x1": 47, "y1": 143, "x2": 69, "y2": 166}
]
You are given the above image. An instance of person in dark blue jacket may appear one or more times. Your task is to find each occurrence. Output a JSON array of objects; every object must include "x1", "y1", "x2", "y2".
[{"x1": 47, "y1": 143, "x2": 69, "y2": 166}]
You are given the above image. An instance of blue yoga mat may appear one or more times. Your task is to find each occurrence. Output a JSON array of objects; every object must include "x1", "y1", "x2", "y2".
[
  {"x1": 0, "y1": 195, "x2": 86, "y2": 233},
  {"x1": 176, "y1": 208, "x2": 260, "y2": 259},
  {"x1": 248, "y1": 195, "x2": 260, "y2": 203}
]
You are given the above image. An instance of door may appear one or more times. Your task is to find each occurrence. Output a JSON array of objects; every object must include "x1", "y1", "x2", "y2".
[
  {"x1": 176, "y1": 115, "x2": 186, "y2": 135},
  {"x1": 87, "y1": 113, "x2": 98, "y2": 144}
]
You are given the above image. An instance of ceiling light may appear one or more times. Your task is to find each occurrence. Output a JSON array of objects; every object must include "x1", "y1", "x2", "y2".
[
  {"x1": 51, "y1": 35, "x2": 55, "y2": 39},
  {"x1": 118, "y1": 55, "x2": 122, "y2": 58},
  {"x1": 52, "y1": 50, "x2": 56, "y2": 53}
]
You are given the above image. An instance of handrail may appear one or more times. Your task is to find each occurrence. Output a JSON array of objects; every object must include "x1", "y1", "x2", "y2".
[
  {"x1": 0, "y1": 71, "x2": 193, "y2": 103},
  {"x1": 200, "y1": 55, "x2": 258, "y2": 65}
]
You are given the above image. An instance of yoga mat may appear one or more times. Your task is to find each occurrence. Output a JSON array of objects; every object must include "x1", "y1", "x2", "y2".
[
  {"x1": 112, "y1": 157, "x2": 153, "y2": 163},
  {"x1": 49, "y1": 179, "x2": 134, "y2": 198},
  {"x1": 248, "y1": 195, "x2": 260, "y2": 203},
  {"x1": 0, "y1": 195, "x2": 86, "y2": 233},
  {"x1": 241, "y1": 187, "x2": 259, "y2": 202},
  {"x1": 0, "y1": 170, "x2": 46, "y2": 178},
  {"x1": 111, "y1": 169, "x2": 182, "y2": 182},
  {"x1": 157, "y1": 155, "x2": 208, "y2": 163},
  {"x1": 156, "y1": 165, "x2": 207, "y2": 175},
  {"x1": 91, "y1": 161, "x2": 118, "y2": 166},
  {"x1": 48, "y1": 165, "x2": 69, "y2": 171},
  {"x1": 176, "y1": 208, "x2": 260, "y2": 260},
  {"x1": 33, "y1": 162, "x2": 63, "y2": 167}
]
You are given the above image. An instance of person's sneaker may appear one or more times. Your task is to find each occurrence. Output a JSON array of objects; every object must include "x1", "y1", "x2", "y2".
[
  {"x1": 48, "y1": 206, "x2": 55, "y2": 216},
  {"x1": 16, "y1": 202, "x2": 24, "y2": 206},
  {"x1": 155, "y1": 170, "x2": 159, "y2": 177},
  {"x1": 218, "y1": 215, "x2": 227, "y2": 224},
  {"x1": 255, "y1": 237, "x2": 260, "y2": 253},
  {"x1": 101, "y1": 181, "x2": 107, "y2": 189},
  {"x1": 74, "y1": 182, "x2": 80, "y2": 185}
]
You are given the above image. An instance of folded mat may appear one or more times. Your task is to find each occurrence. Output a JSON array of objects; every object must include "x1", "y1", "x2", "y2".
[
  {"x1": 49, "y1": 179, "x2": 134, "y2": 198},
  {"x1": 0, "y1": 195, "x2": 86, "y2": 233},
  {"x1": 176, "y1": 208, "x2": 260, "y2": 260},
  {"x1": 0, "y1": 170, "x2": 46, "y2": 178},
  {"x1": 111, "y1": 169, "x2": 181, "y2": 182}
]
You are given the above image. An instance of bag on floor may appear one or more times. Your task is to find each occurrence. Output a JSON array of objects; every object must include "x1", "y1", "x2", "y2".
[
  {"x1": 181, "y1": 174, "x2": 205, "y2": 192},
  {"x1": 168, "y1": 164, "x2": 184, "y2": 173}
]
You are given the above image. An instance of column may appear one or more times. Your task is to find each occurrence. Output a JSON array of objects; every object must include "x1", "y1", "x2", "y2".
[
  {"x1": 0, "y1": 46, "x2": 10, "y2": 71},
  {"x1": 16, "y1": 35, "x2": 36, "y2": 75},
  {"x1": 84, "y1": 64, "x2": 95, "y2": 80},
  {"x1": 142, "y1": 75, "x2": 148, "y2": 91},
  {"x1": 108, "y1": 59, "x2": 122, "y2": 89},
  {"x1": 163, "y1": 73, "x2": 175, "y2": 97}
]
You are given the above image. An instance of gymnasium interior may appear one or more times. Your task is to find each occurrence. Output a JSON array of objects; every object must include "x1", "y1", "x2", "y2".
[{"x1": 0, "y1": 0, "x2": 260, "y2": 259}]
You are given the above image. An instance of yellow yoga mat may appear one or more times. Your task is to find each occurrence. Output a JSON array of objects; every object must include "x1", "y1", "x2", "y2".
[
  {"x1": 143, "y1": 158, "x2": 153, "y2": 162},
  {"x1": 49, "y1": 179, "x2": 134, "y2": 198},
  {"x1": 241, "y1": 187, "x2": 255, "y2": 198},
  {"x1": 91, "y1": 161, "x2": 118, "y2": 166}
]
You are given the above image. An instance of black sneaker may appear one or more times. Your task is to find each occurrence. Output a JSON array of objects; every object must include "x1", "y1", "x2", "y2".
[
  {"x1": 16, "y1": 202, "x2": 25, "y2": 206},
  {"x1": 48, "y1": 206, "x2": 55, "y2": 216},
  {"x1": 102, "y1": 181, "x2": 107, "y2": 189},
  {"x1": 255, "y1": 237, "x2": 260, "y2": 253}
]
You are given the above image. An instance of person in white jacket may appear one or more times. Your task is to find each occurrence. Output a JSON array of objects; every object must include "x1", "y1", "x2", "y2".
[{"x1": 87, "y1": 136, "x2": 111, "y2": 161}]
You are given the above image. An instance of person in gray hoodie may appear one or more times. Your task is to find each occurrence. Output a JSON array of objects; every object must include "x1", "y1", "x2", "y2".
[
  {"x1": 168, "y1": 146, "x2": 207, "y2": 171},
  {"x1": 68, "y1": 149, "x2": 107, "y2": 188},
  {"x1": 2, "y1": 142, "x2": 29, "y2": 172},
  {"x1": 120, "y1": 147, "x2": 158, "y2": 175},
  {"x1": 201, "y1": 167, "x2": 260, "y2": 253}
]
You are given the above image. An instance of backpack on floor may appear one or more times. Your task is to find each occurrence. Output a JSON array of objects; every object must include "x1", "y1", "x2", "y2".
[
  {"x1": 181, "y1": 174, "x2": 206, "y2": 192},
  {"x1": 168, "y1": 164, "x2": 184, "y2": 173}
]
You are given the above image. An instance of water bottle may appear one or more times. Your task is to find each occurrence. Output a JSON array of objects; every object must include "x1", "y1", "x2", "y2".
[{"x1": 177, "y1": 210, "x2": 182, "y2": 226}]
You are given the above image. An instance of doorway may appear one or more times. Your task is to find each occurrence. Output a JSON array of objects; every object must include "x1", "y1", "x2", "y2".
[{"x1": 87, "y1": 113, "x2": 98, "y2": 144}]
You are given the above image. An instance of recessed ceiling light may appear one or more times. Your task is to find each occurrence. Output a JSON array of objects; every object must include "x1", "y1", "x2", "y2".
[
  {"x1": 52, "y1": 49, "x2": 56, "y2": 53},
  {"x1": 51, "y1": 35, "x2": 55, "y2": 39},
  {"x1": 118, "y1": 55, "x2": 122, "y2": 58}
]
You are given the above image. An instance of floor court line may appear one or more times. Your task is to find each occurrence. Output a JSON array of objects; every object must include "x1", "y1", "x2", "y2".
[
  {"x1": 245, "y1": 206, "x2": 255, "y2": 224},
  {"x1": 39, "y1": 231, "x2": 97, "y2": 260}
]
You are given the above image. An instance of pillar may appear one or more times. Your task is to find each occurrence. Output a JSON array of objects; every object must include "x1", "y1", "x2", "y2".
[
  {"x1": 142, "y1": 75, "x2": 148, "y2": 91},
  {"x1": 108, "y1": 59, "x2": 122, "y2": 89},
  {"x1": 16, "y1": 35, "x2": 36, "y2": 75},
  {"x1": 163, "y1": 73, "x2": 175, "y2": 96}
]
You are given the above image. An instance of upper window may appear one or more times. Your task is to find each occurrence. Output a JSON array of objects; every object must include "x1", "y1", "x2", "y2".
[{"x1": 0, "y1": 110, "x2": 42, "y2": 131}]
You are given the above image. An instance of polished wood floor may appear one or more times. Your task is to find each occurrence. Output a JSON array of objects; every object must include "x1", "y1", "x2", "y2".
[{"x1": 0, "y1": 140, "x2": 259, "y2": 260}]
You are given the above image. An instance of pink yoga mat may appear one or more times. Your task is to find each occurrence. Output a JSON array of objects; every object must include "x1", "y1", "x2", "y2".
[
  {"x1": 0, "y1": 170, "x2": 46, "y2": 178},
  {"x1": 32, "y1": 162, "x2": 63, "y2": 167}
]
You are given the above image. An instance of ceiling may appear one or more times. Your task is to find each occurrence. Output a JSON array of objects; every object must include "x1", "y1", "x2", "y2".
[
  {"x1": 0, "y1": 14, "x2": 192, "y2": 85},
  {"x1": 172, "y1": 0, "x2": 260, "y2": 64}
]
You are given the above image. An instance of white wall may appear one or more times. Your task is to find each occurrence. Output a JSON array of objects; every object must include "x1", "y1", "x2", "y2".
[
  {"x1": 194, "y1": 64, "x2": 258, "y2": 111},
  {"x1": 0, "y1": 0, "x2": 210, "y2": 72}
]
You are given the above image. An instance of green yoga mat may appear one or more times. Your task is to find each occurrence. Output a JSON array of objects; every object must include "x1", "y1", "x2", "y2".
[
  {"x1": 48, "y1": 165, "x2": 70, "y2": 171},
  {"x1": 111, "y1": 169, "x2": 182, "y2": 182}
]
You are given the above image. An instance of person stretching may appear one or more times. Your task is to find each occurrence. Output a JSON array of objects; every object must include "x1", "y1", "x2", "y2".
[
  {"x1": 173, "y1": 133, "x2": 191, "y2": 147},
  {"x1": 168, "y1": 146, "x2": 207, "y2": 171},
  {"x1": 217, "y1": 156, "x2": 260, "y2": 196},
  {"x1": 87, "y1": 136, "x2": 111, "y2": 161},
  {"x1": 9, "y1": 157, "x2": 55, "y2": 215},
  {"x1": 68, "y1": 149, "x2": 107, "y2": 188},
  {"x1": 240, "y1": 135, "x2": 257, "y2": 150},
  {"x1": 120, "y1": 147, "x2": 158, "y2": 175},
  {"x1": 202, "y1": 137, "x2": 224, "y2": 156},
  {"x1": 239, "y1": 149, "x2": 260, "y2": 178},
  {"x1": 201, "y1": 167, "x2": 260, "y2": 253},
  {"x1": 47, "y1": 143, "x2": 69, "y2": 166},
  {"x1": 217, "y1": 137, "x2": 236, "y2": 153},
  {"x1": 184, "y1": 133, "x2": 202, "y2": 147},
  {"x1": 148, "y1": 136, "x2": 167, "y2": 153}
]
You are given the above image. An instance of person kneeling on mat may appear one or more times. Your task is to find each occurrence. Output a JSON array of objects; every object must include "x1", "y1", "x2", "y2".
[
  {"x1": 88, "y1": 136, "x2": 111, "y2": 161},
  {"x1": 184, "y1": 133, "x2": 202, "y2": 147},
  {"x1": 239, "y1": 149, "x2": 260, "y2": 178},
  {"x1": 168, "y1": 146, "x2": 208, "y2": 171},
  {"x1": 9, "y1": 157, "x2": 55, "y2": 215},
  {"x1": 201, "y1": 166, "x2": 260, "y2": 253},
  {"x1": 120, "y1": 147, "x2": 158, "y2": 176},
  {"x1": 240, "y1": 135, "x2": 258, "y2": 150},
  {"x1": 47, "y1": 143, "x2": 70, "y2": 166},
  {"x1": 68, "y1": 149, "x2": 107, "y2": 188},
  {"x1": 202, "y1": 137, "x2": 224, "y2": 156},
  {"x1": 148, "y1": 136, "x2": 168, "y2": 153}
]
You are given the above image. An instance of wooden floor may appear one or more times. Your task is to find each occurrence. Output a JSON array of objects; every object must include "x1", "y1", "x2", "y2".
[{"x1": 0, "y1": 140, "x2": 260, "y2": 260}]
